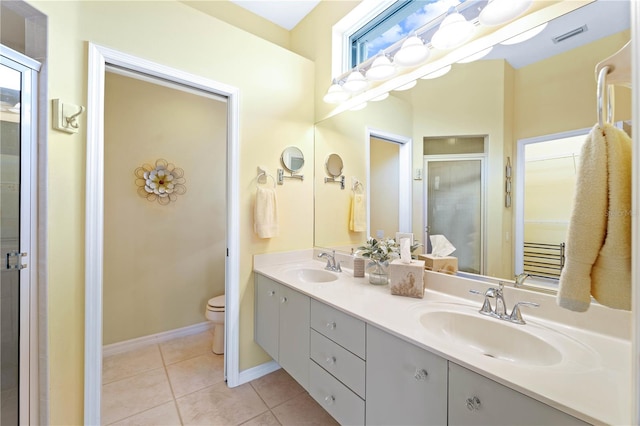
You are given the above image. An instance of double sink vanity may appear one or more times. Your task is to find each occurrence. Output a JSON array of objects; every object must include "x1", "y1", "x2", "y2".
[{"x1": 253, "y1": 249, "x2": 631, "y2": 425}]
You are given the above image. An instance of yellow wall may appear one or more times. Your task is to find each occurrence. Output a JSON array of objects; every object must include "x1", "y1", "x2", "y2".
[
  {"x1": 103, "y1": 72, "x2": 227, "y2": 345},
  {"x1": 314, "y1": 95, "x2": 412, "y2": 249},
  {"x1": 31, "y1": 1, "x2": 314, "y2": 423}
]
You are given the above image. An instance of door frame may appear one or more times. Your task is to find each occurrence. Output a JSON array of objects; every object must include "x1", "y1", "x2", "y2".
[
  {"x1": 84, "y1": 43, "x2": 240, "y2": 425},
  {"x1": 0, "y1": 44, "x2": 41, "y2": 425},
  {"x1": 366, "y1": 128, "x2": 412, "y2": 235},
  {"x1": 423, "y1": 154, "x2": 487, "y2": 275}
]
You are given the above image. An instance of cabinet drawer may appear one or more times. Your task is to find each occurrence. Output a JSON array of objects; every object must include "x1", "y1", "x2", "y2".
[
  {"x1": 310, "y1": 299, "x2": 366, "y2": 359},
  {"x1": 310, "y1": 329, "x2": 365, "y2": 398},
  {"x1": 309, "y1": 361, "x2": 365, "y2": 426},
  {"x1": 448, "y1": 363, "x2": 589, "y2": 425}
]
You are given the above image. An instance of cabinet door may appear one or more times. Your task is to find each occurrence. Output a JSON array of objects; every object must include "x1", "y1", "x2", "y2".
[
  {"x1": 279, "y1": 285, "x2": 310, "y2": 390},
  {"x1": 254, "y1": 274, "x2": 280, "y2": 361},
  {"x1": 366, "y1": 325, "x2": 448, "y2": 426},
  {"x1": 448, "y1": 363, "x2": 589, "y2": 426}
]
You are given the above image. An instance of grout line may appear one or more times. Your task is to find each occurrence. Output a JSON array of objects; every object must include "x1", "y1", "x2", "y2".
[{"x1": 158, "y1": 344, "x2": 185, "y2": 425}]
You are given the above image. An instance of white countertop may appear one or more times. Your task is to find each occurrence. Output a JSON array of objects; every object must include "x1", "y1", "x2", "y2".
[{"x1": 253, "y1": 249, "x2": 632, "y2": 425}]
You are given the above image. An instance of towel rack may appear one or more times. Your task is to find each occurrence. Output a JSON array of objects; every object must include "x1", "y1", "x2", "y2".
[
  {"x1": 595, "y1": 41, "x2": 631, "y2": 127},
  {"x1": 352, "y1": 177, "x2": 365, "y2": 194},
  {"x1": 257, "y1": 166, "x2": 276, "y2": 188}
]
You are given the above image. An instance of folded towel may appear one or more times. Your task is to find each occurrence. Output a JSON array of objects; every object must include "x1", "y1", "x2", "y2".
[
  {"x1": 557, "y1": 123, "x2": 631, "y2": 311},
  {"x1": 254, "y1": 187, "x2": 278, "y2": 239},
  {"x1": 349, "y1": 192, "x2": 366, "y2": 232}
]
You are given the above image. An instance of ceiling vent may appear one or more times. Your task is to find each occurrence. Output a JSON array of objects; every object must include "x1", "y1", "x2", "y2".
[{"x1": 552, "y1": 25, "x2": 588, "y2": 44}]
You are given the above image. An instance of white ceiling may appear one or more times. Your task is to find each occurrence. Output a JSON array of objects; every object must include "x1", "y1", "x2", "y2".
[{"x1": 230, "y1": 0, "x2": 320, "y2": 30}]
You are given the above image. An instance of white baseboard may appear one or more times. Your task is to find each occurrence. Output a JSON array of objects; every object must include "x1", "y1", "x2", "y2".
[
  {"x1": 235, "y1": 361, "x2": 281, "y2": 386},
  {"x1": 103, "y1": 322, "x2": 213, "y2": 357}
]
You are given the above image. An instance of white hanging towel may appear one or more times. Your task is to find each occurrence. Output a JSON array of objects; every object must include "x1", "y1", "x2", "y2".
[
  {"x1": 254, "y1": 186, "x2": 279, "y2": 238},
  {"x1": 557, "y1": 123, "x2": 631, "y2": 311}
]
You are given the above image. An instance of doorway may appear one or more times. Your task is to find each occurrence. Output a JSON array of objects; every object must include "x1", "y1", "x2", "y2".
[
  {"x1": 85, "y1": 44, "x2": 240, "y2": 425},
  {"x1": 0, "y1": 47, "x2": 39, "y2": 425}
]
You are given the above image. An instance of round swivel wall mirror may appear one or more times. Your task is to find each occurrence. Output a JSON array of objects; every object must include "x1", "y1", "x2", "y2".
[
  {"x1": 325, "y1": 153, "x2": 343, "y2": 177},
  {"x1": 281, "y1": 146, "x2": 305, "y2": 173}
]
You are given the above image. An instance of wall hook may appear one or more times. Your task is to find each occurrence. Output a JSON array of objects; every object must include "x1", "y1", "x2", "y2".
[{"x1": 52, "y1": 99, "x2": 86, "y2": 134}]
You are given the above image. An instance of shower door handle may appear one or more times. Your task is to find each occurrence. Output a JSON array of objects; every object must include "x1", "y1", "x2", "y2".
[{"x1": 5, "y1": 250, "x2": 27, "y2": 271}]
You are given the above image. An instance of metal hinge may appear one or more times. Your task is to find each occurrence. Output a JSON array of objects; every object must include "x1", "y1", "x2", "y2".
[{"x1": 6, "y1": 250, "x2": 27, "y2": 270}]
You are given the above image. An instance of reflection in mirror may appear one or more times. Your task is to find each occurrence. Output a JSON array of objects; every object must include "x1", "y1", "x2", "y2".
[
  {"x1": 325, "y1": 153, "x2": 343, "y2": 177},
  {"x1": 281, "y1": 146, "x2": 304, "y2": 172},
  {"x1": 313, "y1": 0, "x2": 631, "y2": 294}
]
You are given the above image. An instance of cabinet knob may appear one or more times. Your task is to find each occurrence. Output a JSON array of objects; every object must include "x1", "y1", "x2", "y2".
[
  {"x1": 268, "y1": 290, "x2": 275, "y2": 296},
  {"x1": 414, "y1": 368, "x2": 428, "y2": 381},
  {"x1": 466, "y1": 396, "x2": 481, "y2": 411},
  {"x1": 325, "y1": 356, "x2": 336, "y2": 365},
  {"x1": 326, "y1": 321, "x2": 337, "y2": 330},
  {"x1": 281, "y1": 296, "x2": 287, "y2": 303},
  {"x1": 324, "y1": 395, "x2": 335, "y2": 405}
]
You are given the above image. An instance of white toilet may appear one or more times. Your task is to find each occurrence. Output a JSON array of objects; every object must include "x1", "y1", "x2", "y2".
[{"x1": 205, "y1": 295, "x2": 225, "y2": 354}]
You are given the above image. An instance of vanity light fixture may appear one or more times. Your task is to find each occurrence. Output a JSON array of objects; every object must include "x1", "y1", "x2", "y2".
[
  {"x1": 342, "y1": 69, "x2": 370, "y2": 92},
  {"x1": 431, "y1": 8, "x2": 475, "y2": 50},
  {"x1": 457, "y1": 46, "x2": 493, "y2": 64},
  {"x1": 323, "y1": 80, "x2": 351, "y2": 104},
  {"x1": 370, "y1": 92, "x2": 389, "y2": 102},
  {"x1": 366, "y1": 55, "x2": 397, "y2": 80},
  {"x1": 479, "y1": 0, "x2": 532, "y2": 26},
  {"x1": 393, "y1": 80, "x2": 417, "y2": 91},
  {"x1": 393, "y1": 35, "x2": 430, "y2": 67},
  {"x1": 500, "y1": 23, "x2": 548, "y2": 45},
  {"x1": 350, "y1": 102, "x2": 368, "y2": 111},
  {"x1": 420, "y1": 65, "x2": 452, "y2": 80}
]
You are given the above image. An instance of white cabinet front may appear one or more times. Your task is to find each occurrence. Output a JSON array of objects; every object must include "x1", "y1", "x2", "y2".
[{"x1": 366, "y1": 324, "x2": 448, "y2": 426}]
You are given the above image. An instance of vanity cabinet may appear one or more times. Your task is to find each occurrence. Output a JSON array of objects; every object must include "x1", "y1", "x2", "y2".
[
  {"x1": 366, "y1": 324, "x2": 448, "y2": 425},
  {"x1": 448, "y1": 363, "x2": 589, "y2": 426},
  {"x1": 308, "y1": 299, "x2": 366, "y2": 425},
  {"x1": 254, "y1": 273, "x2": 310, "y2": 389}
]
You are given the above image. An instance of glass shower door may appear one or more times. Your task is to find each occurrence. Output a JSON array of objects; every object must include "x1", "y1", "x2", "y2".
[{"x1": 424, "y1": 158, "x2": 483, "y2": 274}]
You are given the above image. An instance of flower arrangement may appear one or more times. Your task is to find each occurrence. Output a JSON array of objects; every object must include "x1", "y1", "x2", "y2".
[{"x1": 356, "y1": 237, "x2": 422, "y2": 265}]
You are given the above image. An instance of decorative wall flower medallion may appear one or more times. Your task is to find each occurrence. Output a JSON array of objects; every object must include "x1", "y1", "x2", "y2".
[{"x1": 134, "y1": 159, "x2": 186, "y2": 205}]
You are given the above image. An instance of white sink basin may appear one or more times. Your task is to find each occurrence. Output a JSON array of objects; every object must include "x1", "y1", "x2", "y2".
[
  {"x1": 420, "y1": 310, "x2": 562, "y2": 366},
  {"x1": 284, "y1": 268, "x2": 339, "y2": 283}
]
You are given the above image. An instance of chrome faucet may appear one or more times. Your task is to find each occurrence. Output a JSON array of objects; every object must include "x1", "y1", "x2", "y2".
[
  {"x1": 515, "y1": 273, "x2": 530, "y2": 287},
  {"x1": 318, "y1": 250, "x2": 342, "y2": 272},
  {"x1": 470, "y1": 282, "x2": 539, "y2": 325}
]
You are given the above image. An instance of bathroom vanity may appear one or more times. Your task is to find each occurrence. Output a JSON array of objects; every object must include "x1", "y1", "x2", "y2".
[{"x1": 253, "y1": 250, "x2": 631, "y2": 425}]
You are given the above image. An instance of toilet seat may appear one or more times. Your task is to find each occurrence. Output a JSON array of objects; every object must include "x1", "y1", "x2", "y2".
[{"x1": 207, "y1": 295, "x2": 225, "y2": 311}]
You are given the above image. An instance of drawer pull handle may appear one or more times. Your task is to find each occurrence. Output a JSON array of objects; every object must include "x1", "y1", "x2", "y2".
[
  {"x1": 325, "y1": 356, "x2": 336, "y2": 365},
  {"x1": 326, "y1": 321, "x2": 336, "y2": 330},
  {"x1": 324, "y1": 395, "x2": 335, "y2": 405},
  {"x1": 466, "y1": 396, "x2": 481, "y2": 411},
  {"x1": 281, "y1": 297, "x2": 287, "y2": 303},
  {"x1": 414, "y1": 368, "x2": 428, "y2": 381},
  {"x1": 268, "y1": 290, "x2": 275, "y2": 296}
]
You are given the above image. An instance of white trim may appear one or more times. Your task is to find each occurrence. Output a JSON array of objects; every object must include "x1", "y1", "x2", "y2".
[
  {"x1": 366, "y1": 128, "x2": 412, "y2": 236},
  {"x1": 630, "y1": 0, "x2": 639, "y2": 422},
  {"x1": 102, "y1": 322, "x2": 213, "y2": 358},
  {"x1": 237, "y1": 361, "x2": 281, "y2": 384},
  {"x1": 85, "y1": 43, "x2": 241, "y2": 425}
]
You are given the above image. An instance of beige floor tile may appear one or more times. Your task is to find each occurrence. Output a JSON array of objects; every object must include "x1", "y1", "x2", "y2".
[
  {"x1": 103, "y1": 345, "x2": 163, "y2": 384},
  {"x1": 271, "y1": 393, "x2": 339, "y2": 426},
  {"x1": 102, "y1": 368, "x2": 174, "y2": 425},
  {"x1": 108, "y1": 401, "x2": 182, "y2": 426},
  {"x1": 176, "y1": 382, "x2": 268, "y2": 426},
  {"x1": 166, "y1": 353, "x2": 224, "y2": 398},
  {"x1": 250, "y1": 369, "x2": 305, "y2": 408},
  {"x1": 160, "y1": 331, "x2": 213, "y2": 365},
  {"x1": 240, "y1": 411, "x2": 281, "y2": 426}
]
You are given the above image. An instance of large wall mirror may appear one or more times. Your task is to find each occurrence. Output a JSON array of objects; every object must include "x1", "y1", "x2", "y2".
[{"x1": 313, "y1": 0, "x2": 631, "y2": 291}]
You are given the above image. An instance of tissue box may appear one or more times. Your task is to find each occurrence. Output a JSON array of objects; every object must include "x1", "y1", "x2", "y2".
[
  {"x1": 389, "y1": 259, "x2": 425, "y2": 299},
  {"x1": 418, "y1": 254, "x2": 458, "y2": 275}
]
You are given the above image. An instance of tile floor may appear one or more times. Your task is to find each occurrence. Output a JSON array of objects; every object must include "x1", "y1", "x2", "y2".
[{"x1": 102, "y1": 329, "x2": 339, "y2": 425}]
